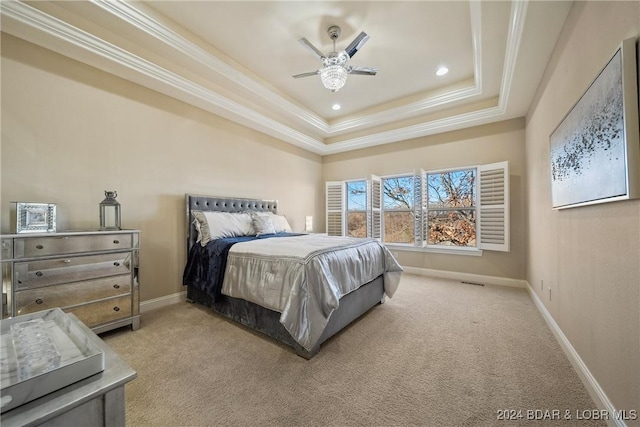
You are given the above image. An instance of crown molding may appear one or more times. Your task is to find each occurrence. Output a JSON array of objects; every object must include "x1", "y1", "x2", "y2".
[
  {"x1": 90, "y1": 0, "x2": 331, "y2": 134},
  {"x1": 469, "y1": 0, "x2": 483, "y2": 91},
  {"x1": 329, "y1": 84, "x2": 482, "y2": 135},
  {"x1": 0, "y1": 0, "x2": 328, "y2": 154},
  {"x1": 498, "y1": 0, "x2": 528, "y2": 109},
  {"x1": 90, "y1": 0, "x2": 486, "y2": 136},
  {"x1": 1, "y1": 0, "x2": 528, "y2": 156},
  {"x1": 324, "y1": 105, "x2": 505, "y2": 155}
]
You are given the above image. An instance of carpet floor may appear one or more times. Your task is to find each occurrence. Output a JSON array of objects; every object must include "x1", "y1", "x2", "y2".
[{"x1": 102, "y1": 274, "x2": 603, "y2": 426}]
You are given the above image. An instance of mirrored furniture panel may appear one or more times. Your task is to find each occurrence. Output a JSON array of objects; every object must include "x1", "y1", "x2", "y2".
[{"x1": 1, "y1": 230, "x2": 140, "y2": 334}]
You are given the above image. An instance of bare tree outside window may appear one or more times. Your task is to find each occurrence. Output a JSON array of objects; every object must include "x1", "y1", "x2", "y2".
[
  {"x1": 427, "y1": 169, "x2": 476, "y2": 246},
  {"x1": 382, "y1": 176, "x2": 415, "y2": 244},
  {"x1": 346, "y1": 181, "x2": 367, "y2": 237}
]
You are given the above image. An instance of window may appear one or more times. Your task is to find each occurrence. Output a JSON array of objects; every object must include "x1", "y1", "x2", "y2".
[
  {"x1": 346, "y1": 180, "x2": 367, "y2": 237},
  {"x1": 382, "y1": 176, "x2": 415, "y2": 244},
  {"x1": 426, "y1": 168, "x2": 476, "y2": 247},
  {"x1": 325, "y1": 161, "x2": 509, "y2": 253}
]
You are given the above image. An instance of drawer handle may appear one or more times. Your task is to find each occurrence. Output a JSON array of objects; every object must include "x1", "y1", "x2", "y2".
[
  {"x1": 113, "y1": 262, "x2": 121, "y2": 267},
  {"x1": 63, "y1": 259, "x2": 71, "y2": 264},
  {"x1": 113, "y1": 284, "x2": 120, "y2": 289},
  {"x1": 35, "y1": 298, "x2": 43, "y2": 305},
  {"x1": 113, "y1": 239, "x2": 120, "y2": 245},
  {"x1": 113, "y1": 306, "x2": 120, "y2": 312},
  {"x1": 36, "y1": 244, "x2": 44, "y2": 250},
  {"x1": 35, "y1": 271, "x2": 43, "y2": 277}
]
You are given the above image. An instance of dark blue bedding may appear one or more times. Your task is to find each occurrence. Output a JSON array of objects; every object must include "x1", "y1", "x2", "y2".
[{"x1": 182, "y1": 233, "x2": 302, "y2": 301}]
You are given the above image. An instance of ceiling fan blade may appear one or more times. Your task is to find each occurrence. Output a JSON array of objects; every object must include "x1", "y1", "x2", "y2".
[
  {"x1": 292, "y1": 70, "x2": 320, "y2": 79},
  {"x1": 298, "y1": 38, "x2": 326, "y2": 60},
  {"x1": 348, "y1": 66, "x2": 378, "y2": 76},
  {"x1": 344, "y1": 32, "x2": 370, "y2": 58}
]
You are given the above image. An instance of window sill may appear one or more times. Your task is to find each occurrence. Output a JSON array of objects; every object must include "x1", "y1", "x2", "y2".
[{"x1": 385, "y1": 244, "x2": 483, "y2": 257}]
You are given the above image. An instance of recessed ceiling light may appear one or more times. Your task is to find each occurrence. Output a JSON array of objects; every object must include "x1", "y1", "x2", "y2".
[
  {"x1": 332, "y1": 103, "x2": 341, "y2": 111},
  {"x1": 436, "y1": 66, "x2": 449, "y2": 76}
]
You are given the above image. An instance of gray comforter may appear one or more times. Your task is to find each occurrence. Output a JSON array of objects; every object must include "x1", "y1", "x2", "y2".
[{"x1": 221, "y1": 234, "x2": 403, "y2": 351}]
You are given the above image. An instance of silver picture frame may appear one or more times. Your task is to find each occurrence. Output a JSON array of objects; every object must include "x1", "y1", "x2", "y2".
[{"x1": 15, "y1": 202, "x2": 57, "y2": 233}]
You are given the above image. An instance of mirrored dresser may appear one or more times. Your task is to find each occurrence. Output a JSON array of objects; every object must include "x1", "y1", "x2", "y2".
[{"x1": 1, "y1": 230, "x2": 140, "y2": 334}]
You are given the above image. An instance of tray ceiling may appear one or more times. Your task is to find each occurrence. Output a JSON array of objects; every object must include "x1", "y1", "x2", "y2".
[{"x1": 1, "y1": 1, "x2": 573, "y2": 155}]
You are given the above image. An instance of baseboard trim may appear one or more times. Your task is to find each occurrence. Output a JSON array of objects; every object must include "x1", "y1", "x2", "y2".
[
  {"x1": 140, "y1": 291, "x2": 187, "y2": 314},
  {"x1": 525, "y1": 282, "x2": 625, "y2": 427},
  {"x1": 402, "y1": 266, "x2": 526, "y2": 288}
]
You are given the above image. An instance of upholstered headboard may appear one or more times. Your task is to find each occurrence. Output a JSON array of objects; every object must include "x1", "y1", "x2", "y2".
[{"x1": 185, "y1": 194, "x2": 278, "y2": 251}]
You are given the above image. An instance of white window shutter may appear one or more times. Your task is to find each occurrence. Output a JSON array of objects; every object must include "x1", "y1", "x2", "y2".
[
  {"x1": 478, "y1": 161, "x2": 509, "y2": 252},
  {"x1": 326, "y1": 181, "x2": 345, "y2": 236},
  {"x1": 368, "y1": 175, "x2": 382, "y2": 240},
  {"x1": 414, "y1": 170, "x2": 426, "y2": 247}
]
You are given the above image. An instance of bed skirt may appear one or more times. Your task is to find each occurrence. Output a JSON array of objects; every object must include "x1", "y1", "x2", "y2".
[{"x1": 186, "y1": 275, "x2": 385, "y2": 359}]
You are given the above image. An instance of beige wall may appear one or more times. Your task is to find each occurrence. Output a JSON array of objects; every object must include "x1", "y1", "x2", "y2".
[
  {"x1": 3, "y1": 2, "x2": 640, "y2": 412},
  {"x1": 0, "y1": 34, "x2": 324, "y2": 302},
  {"x1": 323, "y1": 118, "x2": 527, "y2": 280},
  {"x1": 525, "y1": 1, "x2": 640, "y2": 417}
]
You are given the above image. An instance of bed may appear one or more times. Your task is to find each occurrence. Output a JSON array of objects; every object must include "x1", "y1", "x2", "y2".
[{"x1": 182, "y1": 194, "x2": 402, "y2": 358}]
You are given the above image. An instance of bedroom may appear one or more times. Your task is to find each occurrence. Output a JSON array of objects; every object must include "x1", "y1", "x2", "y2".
[{"x1": 1, "y1": 1, "x2": 638, "y2": 425}]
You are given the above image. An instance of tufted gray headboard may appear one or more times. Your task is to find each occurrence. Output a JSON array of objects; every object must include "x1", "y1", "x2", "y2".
[{"x1": 185, "y1": 194, "x2": 278, "y2": 252}]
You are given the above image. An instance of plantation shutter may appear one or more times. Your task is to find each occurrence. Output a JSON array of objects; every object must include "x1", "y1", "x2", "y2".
[
  {"x1": 326, "y1": 181, "x2": 345, "y2": 236},
  {"x1": 414, "y1": 170, "x2": 426, "y2": 247},
  {"x1": 367, "y1": 175, "x2": 382, "y2": 240},
  {"x1": 478, "y1": 161, "x2": 509, "y2": 252}
]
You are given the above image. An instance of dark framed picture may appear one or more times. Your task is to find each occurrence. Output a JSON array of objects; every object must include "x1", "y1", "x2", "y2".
[
  {"x1": 15, "y1": 202, "x2": 57, "y2": 233},
  {"x1": 550, "y1": 38, "x2": 639, "y2": 209}
]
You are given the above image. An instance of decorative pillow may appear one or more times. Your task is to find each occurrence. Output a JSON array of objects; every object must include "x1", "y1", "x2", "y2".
[
  {"x1": 192, "y1": 211, "x2": 209, "y2": 245},
  {"x1": 192, "y1": 211, "x2": 254, "y2": 246},
  {"x1": 248, "y1": 211, "x2": 292, "y2": 233},
  {"x1": 251, "y1": 214, "x2": 276, "y2": 236}
]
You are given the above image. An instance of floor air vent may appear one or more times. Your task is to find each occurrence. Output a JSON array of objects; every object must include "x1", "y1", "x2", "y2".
[{"x1": 461, "y1": 281, "x2": 485, "y2": 286}]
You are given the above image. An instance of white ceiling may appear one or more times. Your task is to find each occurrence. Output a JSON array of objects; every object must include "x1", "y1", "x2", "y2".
[{"x1": 1, "y1": 1, "x2": 573, "y2": 155}]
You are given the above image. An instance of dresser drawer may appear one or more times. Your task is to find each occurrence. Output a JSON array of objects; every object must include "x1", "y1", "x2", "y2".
[
  {"x1": 13, "y1": 233, "x2": 135, "y2": 259},
  {"x1": 14, "y1": 274, "x2": 132, "y2": 316},
  {"x1": 14, "y1": 252, "x2": 131, "y2": 290},
  {"x1": 67, "y1": 296, "x2": 132, "y2": 328}
]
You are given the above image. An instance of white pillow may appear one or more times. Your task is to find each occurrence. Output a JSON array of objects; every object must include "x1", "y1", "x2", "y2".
[
  {"x1": 249, "y1": 211, "x2": 292, "y2": 233},
  {"x1": 192, "y1": 211, "x2": 254, "y2": 246},
  {"x1": 271, "y1": 214, "x2": 292, "y2": 233}
]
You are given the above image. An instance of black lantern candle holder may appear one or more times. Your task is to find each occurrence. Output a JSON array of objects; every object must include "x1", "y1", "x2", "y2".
[{"x1": 99, "y1": 190, "x2": 121, "y2": 230}]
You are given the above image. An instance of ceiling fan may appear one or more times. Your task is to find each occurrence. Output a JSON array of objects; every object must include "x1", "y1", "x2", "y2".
[{"x1": 293, "y1": 25, "x2": 378, "y2": 92}]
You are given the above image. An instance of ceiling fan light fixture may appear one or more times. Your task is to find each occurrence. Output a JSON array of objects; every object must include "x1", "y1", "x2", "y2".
[
  {"x1": 293, "y1": 26, "x2": 375, "y2": 92},
  {"x1": 320, "y1": 64, "x2": 348, "y2": 92}
]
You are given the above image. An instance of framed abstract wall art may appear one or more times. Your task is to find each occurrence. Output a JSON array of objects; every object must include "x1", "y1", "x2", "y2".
[{"x1": 550, "y1": 38, "x2": 639, "y2": 209}]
